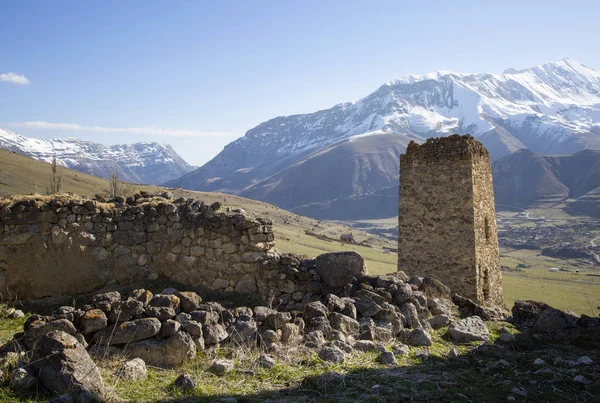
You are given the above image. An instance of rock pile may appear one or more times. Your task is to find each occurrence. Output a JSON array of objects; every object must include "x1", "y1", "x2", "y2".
[
  {"x1": 0, "y1": 271, "x2": 511, "y2": 401},
  {"x1": 6, "y1": 273, "x2": 501, "y2": 365}
]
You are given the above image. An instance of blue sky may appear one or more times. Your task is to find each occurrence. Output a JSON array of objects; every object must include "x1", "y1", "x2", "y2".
[{"x1": 1, "y1": 0, "x2": 599, "y2": 165}]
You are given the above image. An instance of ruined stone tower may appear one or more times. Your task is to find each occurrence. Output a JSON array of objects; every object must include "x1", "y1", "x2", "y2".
[{"x1": 398, "y1": 134, "x2": 504, "y2": 306}]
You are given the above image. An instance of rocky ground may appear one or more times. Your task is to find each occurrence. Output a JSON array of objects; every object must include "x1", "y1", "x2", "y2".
[{"x1": 0, "y1": 274, "x2": 598, "y2": 402}]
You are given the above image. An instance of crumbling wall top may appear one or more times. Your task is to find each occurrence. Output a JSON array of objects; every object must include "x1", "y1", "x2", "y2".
[{"x1": 401, "y1": 134, "x2": 489, "y2": 164}]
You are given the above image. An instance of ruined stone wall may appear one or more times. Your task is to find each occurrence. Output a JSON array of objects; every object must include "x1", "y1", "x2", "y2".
[
  {"x1": 398, "y1": 134, "x2": 504, "y2": 306},
  {"x1": 0, "y1": 195, "x2": 330, "y2": 307}
]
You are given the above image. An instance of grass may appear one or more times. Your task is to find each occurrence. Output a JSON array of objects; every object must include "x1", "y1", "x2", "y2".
[
  {"x1": 0, "y1": 318, "x2": 598, "y2": 402},
  {"x1": 0, "y1": 149, "x2": 110, "y2": 197},
  {"x1": 503, "y1": 274, "x2": 600, "y2": 316}
]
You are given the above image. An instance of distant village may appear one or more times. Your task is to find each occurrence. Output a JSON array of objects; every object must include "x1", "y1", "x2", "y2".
[{"x1": 497, "y1": 216, "x2": 600, "y2": 268}]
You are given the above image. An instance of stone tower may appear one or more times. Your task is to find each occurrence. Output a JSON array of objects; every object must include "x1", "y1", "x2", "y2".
[{"x1": 398, "y1": 134, "x2": 504, "y2": 306}]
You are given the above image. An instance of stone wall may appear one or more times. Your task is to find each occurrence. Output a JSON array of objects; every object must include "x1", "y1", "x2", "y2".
[
  {"x1": 0, "y1": 194, "x2": 349, "y2": 307},
  {"x1": 398, "y1": 134, "x2": 504, "y2": 306}
]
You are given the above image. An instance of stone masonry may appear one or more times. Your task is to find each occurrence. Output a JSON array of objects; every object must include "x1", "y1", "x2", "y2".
[
  {"x1": 0, "y1": 194, "x2": 361, "y2": 307},
  {"x1": 398, "y1": 134, "x2": 504, "y2": 306}
]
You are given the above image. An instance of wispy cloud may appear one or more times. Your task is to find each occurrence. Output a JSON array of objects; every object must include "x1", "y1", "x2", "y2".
[
  {"x1": 6, "y1": 121, "x2": 237, "y2": 138},
  {"x1": 0, "y1": 72, "x2": 30, "y2": 85}
]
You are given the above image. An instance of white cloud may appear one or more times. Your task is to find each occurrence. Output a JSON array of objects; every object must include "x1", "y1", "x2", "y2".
[
  {"x1": 0, "y1": 72, "x2": 30, "y2": 85},
  {"x1": 7, "y1": 121, "x2": 236, "y2": 138}
]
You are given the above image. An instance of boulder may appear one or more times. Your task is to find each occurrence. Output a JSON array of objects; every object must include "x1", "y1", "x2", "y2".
[
  {"x1": 329, "y1": 312, "x2": 360, "y2": 334},
  {"x1": 177, "y1": 291, "x2": 202, "y2": 313},
  {"x1": 407, "y1": 328, "x2": 432, "y2": 346},
  {"x1": 400, "y1": 303, "x2": 422, "y2": 330},
  {"x1": 130, "y1": 289, "x2": 153, "y2": 306},
  {"x1": 118, "y1": 358, "x2": 148, "y2": 381},
  {"x1": 253, "y1": 306, "x2": 276, "y2": 321},
  {"x1": 428, "y1": 314, "x2": 450, "y2": 329},
  {"x1": 281, "y1": 323, "x2": 301, "y2": 343},
  {"x1": 182, "y1": 321, "x2": 204, "y2": 337},
  {"x1": 91, "y1": 291, "x2": 121, "y2": 313},
  {"x1": 306, "y1": 316, "x2": 331, "y2": 334},
  {"x1": 160, "y1": 319, "x2": 182, "y2": 338},
  {"x1": 318, "y1": 345, "x2": 345, "y2": 363},
  {"x1": 394, "y1": 283, "x2": 413, "y2": 305},
  {"x1": 149, "y1": 294, "x2": 180, "y2": 310},
  {"x1": 533, "y1": 308, "x2": 577, "y2": 335},
  {"x1": 511, "y1": 300, "x2": 552, "y2": 327},
  {"x1": 108, "y1": 299, "x2": 145, "y2": 323},
  {"x1": 260, "y1": 329, "x2": 279, "y2": 344},
  {"x1": 209, "y1": 359, "x2": 234, "y2": 376},
  {"x1": 314, "y1": 251, "x2": 367, "y2": 288},
  {"x1": 79, "y1": 309, "x2": 108, "y2": 334},
  {"x1": 228, "y1": 318, "x2": 258, "y2": 346},
  {"x1": 173, "y1": 373, "x2": 196, "y2": 391},
  {"x1": 145, "y1": 306, "x2": 177, "y2": 320},
  {"x1": 392, "y1": 343, "x2": 410, "y2": 356},
  {"x1": 355, "y1": 297, "x2": 382, "y2": 318},
  {"x1": 203, "y1": 324, "x2": 228, "y2": 344},
  {"x1": 24, "y1": 319, "x2": 78, "y2": 350},
  {"x1": 93, "y1": 318, "x2": 161, "y2": 345},
  {"x1": 124, "y1": 331, "x2": 196, "y2": 368},
  {"x1": 378, "y1": 351, "x2": 398, "y2": 365},
  {"x1": 354, "y1": 340, "x2": 377, "y2": 352},
  {"x1": 324, "y1": 294, "x2": 345, "y2": 313},
  {"x1": 8, "y1": 309, "x2": 25, "y2": 319},
  {"x1": 31, "y1": 331, "x2": 105, "y2": 399},
  {"x1": 304, "y1": 301, "x2": 329, "y2": 321},
  {"x1": 304, "y1": 330, "x2": 326, "y2": 348},
  {"x1": 265, "y1": 312, "x2": 292, "y2": 330},
  {"x1": 448, "y1": 316, "x2": 490, "y2": 342}
]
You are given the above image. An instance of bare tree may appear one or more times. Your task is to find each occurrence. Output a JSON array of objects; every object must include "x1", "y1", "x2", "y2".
[
  {"x1": 47, "y1": 156, "x2": 63, "y2": 194},
  {"x1": 109, "y1": 169, "x2": 120, "y2": 198}
]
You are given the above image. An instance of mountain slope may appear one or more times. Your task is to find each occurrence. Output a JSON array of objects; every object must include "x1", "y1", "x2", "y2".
[
  {"x1": 240, "y1": 132, "x2": 410, "y2": 209},
  {"x1": 167, "y1": 58, "x2": 600, "y2": 216},
  {"x1": 0, "y1": 148, "x2": 110, "y2": 197},
  {"x1": 289, "y1": 149, "x2": 600, "y2": 221},
  {"x1": 492, "y1": 149, "x2": 600, "y2": 208},
  {"x1": 0, "y1": 129, "x2": 195, "y2": 185}
]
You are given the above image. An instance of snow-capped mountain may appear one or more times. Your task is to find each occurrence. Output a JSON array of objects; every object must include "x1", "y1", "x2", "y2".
[
  {"x1": 169, "y1": 58, "x2": 600, "y2": 214},
  {"x1": 0, "y1": 129, "x2": 195, "y2": 185}
]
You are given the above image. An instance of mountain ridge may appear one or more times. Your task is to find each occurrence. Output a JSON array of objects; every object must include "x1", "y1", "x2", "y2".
[
  {"x1": 0, "y1": 128, "x2": 195, "y2": 185},
  {"x1": 166, "y1": 58, "x2": 600, "y2": 218}
]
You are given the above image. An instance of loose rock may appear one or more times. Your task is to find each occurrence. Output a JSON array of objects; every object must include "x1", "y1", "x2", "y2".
[
  {"x1": 407, "y1": 328, "x2": 432, "y2": 346},
  {"x1": 173, "y1": 373, "x2": 196, "y2": 391},
  {"x1": 118, "y1": 358, "x2": 148, "y2": 381},
  {"x1": 378, "y1": 351, "x2": 398, "y2": 365},
  {"x1": 319, "y1": 345, "x2": 345, "y2": 363},
  {"x1": 448, "y1": 316, "x2": 490, "y2": 343},
  {"x1": 209, "y1": 359, "x2": 234, "y2": 376},
  {"x1": 31, "y1": 331, "x2": 105, "y2": 399}
]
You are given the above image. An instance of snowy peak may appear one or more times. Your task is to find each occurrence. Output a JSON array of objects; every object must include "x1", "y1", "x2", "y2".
[
  {"x1": 0, "y1": 128, "x2": 195, "y2": 185},
  {"x1": 224, "y1": 59, "x2": 600, "y2": 171}
]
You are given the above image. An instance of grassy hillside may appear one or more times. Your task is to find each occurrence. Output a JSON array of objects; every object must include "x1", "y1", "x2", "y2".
[{"x1": 0, "y1": 149, "x2": 110, "y2": 197}]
